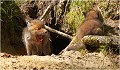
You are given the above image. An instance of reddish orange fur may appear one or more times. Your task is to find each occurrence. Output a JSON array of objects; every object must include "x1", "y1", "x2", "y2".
[{"x1": 22, "y1": 20, "x2": 51, "y2": 55}]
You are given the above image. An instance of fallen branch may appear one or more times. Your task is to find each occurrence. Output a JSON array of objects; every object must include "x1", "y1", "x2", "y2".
[
  {"x1": 82, "y1": 35, "x2": 120, "y2": 46},
  {"x1": 45, "y1": 25, "x2": 73, "y2": 39},
  {"x1": 59, "y1": 35, "x2": 119, "y2": 54}
]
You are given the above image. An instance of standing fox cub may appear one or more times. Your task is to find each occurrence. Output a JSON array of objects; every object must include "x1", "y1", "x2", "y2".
[
  {"x1": 22, "y1": 19, "x2": 51, "y2": 55},
  {"x1": 63, "y1": 9, "x2": 103, "y2": 52}
]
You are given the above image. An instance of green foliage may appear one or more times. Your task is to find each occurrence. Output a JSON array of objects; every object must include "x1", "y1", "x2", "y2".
[
  {"x1": 98, "y1": 1, "x2": 119, "y2": 20},
  {"x1": 65, "y1": 1, "x2": 119, "y2": 34},
  {"x1": 97, "y1": 44, "x2": 118, "y2": 54},
  {"x1": 98, "y1": 45, "x2": 109, "y2": 52},
  {"x1": 1, "y1": 1, "x2": 23, "y2": 31},
  {"x1": 65, "y1": 1, "x2": 94, "y2": 33},
  {"x1": 1, "y1": 1, "x2": 26, "y2": 55}
]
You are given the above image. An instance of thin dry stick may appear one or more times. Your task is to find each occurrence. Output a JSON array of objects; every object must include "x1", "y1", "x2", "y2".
[{"x1": 39, "y1": 2, "x2": 73, "y2": 39}]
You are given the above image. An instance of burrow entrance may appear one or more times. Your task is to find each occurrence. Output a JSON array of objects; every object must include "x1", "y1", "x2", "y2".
[
  {"x1": 50, "y1": 33, "x2": 71, "y2": 54},
  {"x1": 20, "y1": 1, "x2": 71, "y2": 55}
]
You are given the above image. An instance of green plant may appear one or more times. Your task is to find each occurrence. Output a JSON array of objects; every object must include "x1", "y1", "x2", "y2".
[
  {"x1": 65, "y1": 1, "x2": 94, "y2": 33},
  {"x1": 1, "y1": 1, "x2": 26, "y2": 55},
  {"x1": 98, "y1": 45, "x2": 109, "y2": 52}
]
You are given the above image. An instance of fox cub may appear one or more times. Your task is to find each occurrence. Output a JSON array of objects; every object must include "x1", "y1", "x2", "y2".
[
  {"x1": 63, "y1": 9, "x2": 103, "y2": 52},
  {"x1": 22, "y1": 19, "x2": 51, "y2": 55}
]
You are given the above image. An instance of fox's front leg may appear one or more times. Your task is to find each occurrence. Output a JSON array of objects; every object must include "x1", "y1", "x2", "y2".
[{"x1": 25, "y1": 43, "x2": 32, "y2": 55}]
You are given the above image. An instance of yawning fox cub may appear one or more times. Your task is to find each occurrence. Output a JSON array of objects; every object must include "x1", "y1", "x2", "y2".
[{"x1": 22, "y1": 19, "x2": 51, "y2": 55}]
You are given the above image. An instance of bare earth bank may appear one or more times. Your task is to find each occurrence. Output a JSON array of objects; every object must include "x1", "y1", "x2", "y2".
[{"x1": 0, "y1": 51, "x2": 119, "y2": 70}]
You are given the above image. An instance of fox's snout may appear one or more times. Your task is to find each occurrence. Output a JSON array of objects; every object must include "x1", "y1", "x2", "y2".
[{"x1": 37, "y1": 28, "x2": 48, "y2": 35}]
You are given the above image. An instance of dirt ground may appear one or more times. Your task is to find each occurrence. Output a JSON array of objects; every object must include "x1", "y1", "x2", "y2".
[{"x1": 0, "y1": 51, "x2": 119, "y2": 70}]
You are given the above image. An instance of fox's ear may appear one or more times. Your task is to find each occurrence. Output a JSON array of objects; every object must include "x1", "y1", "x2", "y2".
[
  {"x1": 82, "y1": 12, "x2": 86, "y2": 16},
  {"x1": 25, "y1": 16, "x2": 32, "y2": 25},
  {"x1": 97, "y1": 11, "x2": 104, "y2": 23},
  {"x1": 26, "y1": 20, "x2": 30, "y2": 25},
  {"x1": 41, "y1": 19, "x2": 46, "y2": 25}
]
